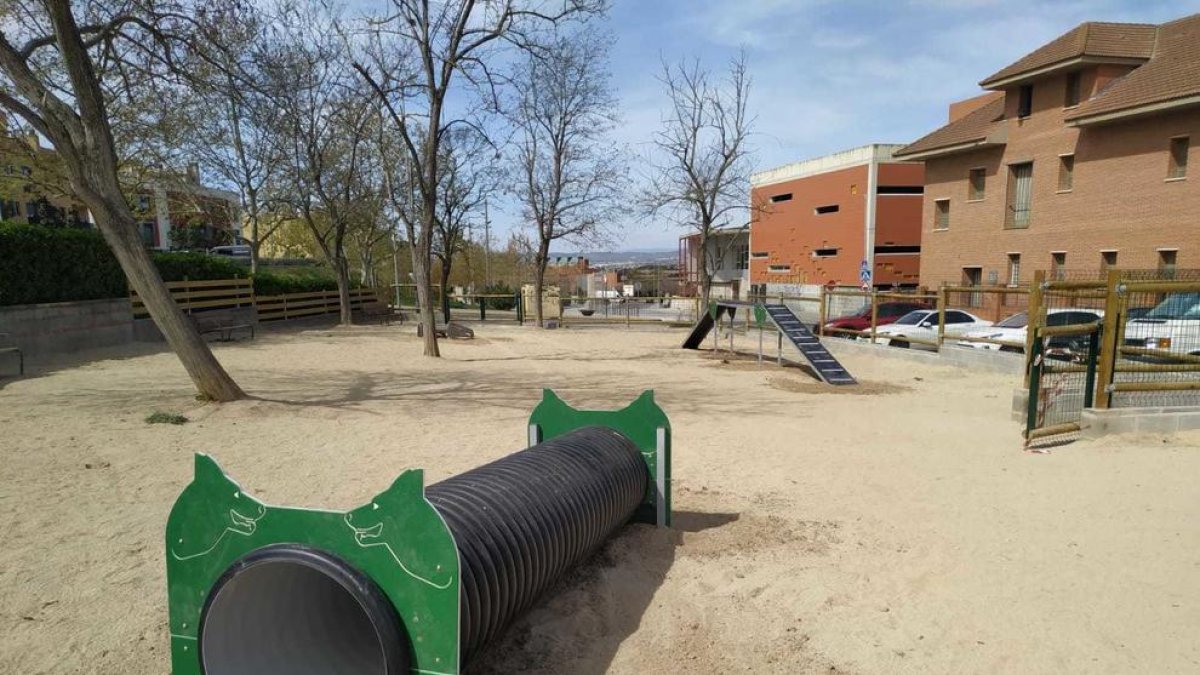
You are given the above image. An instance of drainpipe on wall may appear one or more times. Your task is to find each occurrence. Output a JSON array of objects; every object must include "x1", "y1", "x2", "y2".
[{"x1": 863, "y1": 145, "x2": 880, "y2": 290}]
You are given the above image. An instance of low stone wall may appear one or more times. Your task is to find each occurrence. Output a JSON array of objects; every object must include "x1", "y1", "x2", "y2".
[
  {"x1": 0, "y1": 298, "x2": 133, "y2": 357},
  {"x1": 824, "y1": 338, "x2": 1027, "y2": 376}
]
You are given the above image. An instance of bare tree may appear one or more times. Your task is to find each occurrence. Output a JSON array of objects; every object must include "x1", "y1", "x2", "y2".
[
  {"x1": 266, "y1": 9, "x2": 378, "y2": 326},
  {"x1": 433, "y1": 129, "x2": 499, "y2": 322},
  {"x1": 646, "y1": 54, "x2": 753, "y2": 308},
  {"x1": 184, "y1": 14, "x2": 283, "y2": 274},
  {"x1": 511, "y1": 29, "x2": 623, "y2": 326},
  {"x1": 352, "y1": 0, "x2": 605, "y2": 356},
  {"x1": 0, "y1": 0, "x2": 245, "y2": 401}
]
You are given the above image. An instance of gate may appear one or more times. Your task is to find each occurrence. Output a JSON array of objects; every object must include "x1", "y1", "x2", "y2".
[{"x1": 1025, "y1": 321, "x2": 1102, "y2": 445}]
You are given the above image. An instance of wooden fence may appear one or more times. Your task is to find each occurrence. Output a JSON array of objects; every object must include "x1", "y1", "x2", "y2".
[
  {"x1": 131, "y1": 278, "x2": 381, "y2": 322},
  {"x1": 130, "y1": 278, "x2": 254, "y2": 319},
  {"x1": 257, "y1": 288, "x2": 379, "y2": 322}
]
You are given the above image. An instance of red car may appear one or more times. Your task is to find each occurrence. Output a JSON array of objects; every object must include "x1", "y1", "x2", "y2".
[{"x1": 822, "y1": 302, "x2": 930, "y2": 335}]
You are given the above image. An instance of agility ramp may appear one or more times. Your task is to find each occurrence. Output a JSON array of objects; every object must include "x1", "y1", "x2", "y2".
[
  {"x1": 682, "y1": 301, "x2": 856, "y2": 385},
  {"x1": 166, "y1": 390, "x2": 671, "y2": 675}
]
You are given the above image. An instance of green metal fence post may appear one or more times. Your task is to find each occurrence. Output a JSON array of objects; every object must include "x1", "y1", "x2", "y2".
[
  {"x1": 1083, "y1": 327, "x2": 1100, "y2": 409},
  {"x1": 1025, "y1": 331, "x2": 1044, "y2": 439},
  {"x1": 479, "y1": 296, "x2": 486, "y2": 321}
]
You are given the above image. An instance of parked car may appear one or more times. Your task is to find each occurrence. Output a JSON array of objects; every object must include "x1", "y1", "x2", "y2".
[
  {"x1": 208, "y1": 245, "x2": 251, "y2": 259},
  {"x1": 1123, "y1": 292, "x2": 1200, "y2": 360},
  {"x1": 866, "y1": 309, "x2": 991, "y2": 350},
  {"x1": 822, "y1": 301, "x2": 929, "y2": 336},
  {"x1": 957, "y1": 308, "x2": 1104, "y2": 354}
]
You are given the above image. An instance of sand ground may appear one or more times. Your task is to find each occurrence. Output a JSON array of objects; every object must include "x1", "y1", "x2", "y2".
[{"x1": 1, "y1": 322, "x2": 1198, "y2": 674}]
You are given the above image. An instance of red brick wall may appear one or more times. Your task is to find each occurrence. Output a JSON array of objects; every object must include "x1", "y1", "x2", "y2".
[
  {"x1": 919, "y1": 68, "x2": 1200, "y2": 288},
  {"x1": 873, "y1": 163, "x2": 925, "y2": 285},
  {"x1": 750, "y1": 165, "x2": 869, "y2": 286}
]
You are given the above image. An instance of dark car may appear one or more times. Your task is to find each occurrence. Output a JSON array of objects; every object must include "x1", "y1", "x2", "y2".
[{"x1": 822, "y1": 302, "x2": 930, "y2": 335}]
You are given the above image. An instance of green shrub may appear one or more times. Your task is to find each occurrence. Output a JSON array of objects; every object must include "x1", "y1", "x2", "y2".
[
  {"x1": 0, "y1": 221, "x2": 126, "y2": 305},
  {"x1": 152, "y1": 252, "x2": 246, "y2": 282},
  {"x1": 252, "y1": 270, "x2": 341, "y2": 296},
  {"x1": 482, "y1": 283, "x2": 517, "y2": 311},
  {"x1": 146, "y1": 411, "x2": 189, "y2": 425}
]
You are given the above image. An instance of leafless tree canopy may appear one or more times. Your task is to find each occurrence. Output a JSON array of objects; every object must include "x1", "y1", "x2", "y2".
[
  {"x1": 351, "y1": 0, "x2": 606, "y2": 353},
  {"x1": 646, "y1": 53, "x2": 754, "y2": 306},
  {"x1": 511, "y1": 27, "x2": 624, "y2": 325}
]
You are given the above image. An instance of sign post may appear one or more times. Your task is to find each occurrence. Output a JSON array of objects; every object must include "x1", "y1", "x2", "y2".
[{"x1": 859, "y1": 259, "x2": 872, "y2": 292}]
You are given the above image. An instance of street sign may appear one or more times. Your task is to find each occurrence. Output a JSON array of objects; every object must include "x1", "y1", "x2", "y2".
[{"x1": 859, "y1": 259, "x2": 872, "y2": 284}]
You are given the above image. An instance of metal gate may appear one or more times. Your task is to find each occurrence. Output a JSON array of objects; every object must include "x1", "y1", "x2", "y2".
[{"x1": 1025, "y1": 321, "x2": 1102, "y2": 446}]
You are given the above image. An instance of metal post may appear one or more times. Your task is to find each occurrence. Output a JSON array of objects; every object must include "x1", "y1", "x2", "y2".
[
  {"x1": 479, "y1": 296, "x2": 486, "y2": 321},
  {"x1": 1025, "y1": 331, "x2": 1044, "y2": 440},
  {"x1": 777, "y1": 330, "x2": 782, "y2": 366},
  {"x1": 1095, "y1": 269, "x2": 1123, "y2": 409},
  {"x1": 937, "y1": 285, "x2": 947, "y2": 348},
  {"x1": 516, "y1": 292, "x2": 523, "y2": 325},
  {"x1": 869, "y1": 292, "x2": 879, "y2": 344},
  {"x1": 758, "y1": 322, "x2": 763, "y2": 365},
  {"x1": 818, "y1": 286, "x2": 827, "y2": 337},
  {"x1": 1024, "y1": 270, "x2": 1046, "y2": 386},
  {"x1": 1083, "y1": 327, "x2": 1100, "y2": 409}
]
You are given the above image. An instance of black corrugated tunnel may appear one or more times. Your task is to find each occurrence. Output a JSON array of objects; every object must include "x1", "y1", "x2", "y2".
[
  {"x1": 426, "y1": 425, "x2": 648, "y2": 665},
  {"x1": 198, "y1": 425, "x2": 647, "y2": 672}
]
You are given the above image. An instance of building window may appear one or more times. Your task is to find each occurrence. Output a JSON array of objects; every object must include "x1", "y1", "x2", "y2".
[
  {"x1": 770, "y1": 193, "x2": 793, "y2": 203},
  {"x1": 19, "y1": 165, "x2": 31, "y2": 177},
  {"x1": 1006, "y1": 162, "x2": 1033, "y2": 228},
  {"x1": 750, "y1": 251, "x2": 770, "y2": 259},
  {"x1": 1017, "y1": 85, "x2": 1033, "y2": 118},
  {"x1": 1007, "y1": 253, "x2": 1021, "y2": 287},
  {"x1": 813, "y1": 248, "x2": 838, "y2": 258},
  {"x1": 874, "y1": 245, "x2": 921, "y2": 255},
  {"x1": 1168, "y1": 137, "x2": 1189, "y2": 179},
  {"x1": 814, "y1": 204, "x2": 839, "y2": 215},
  {"x1": 962, "y1": 267, "x2": 983, "y2": 306},
  {"x1": 767, "y1": 264, "x2": 791, "y2": 273},
  {"x1": 877, "y1": 185, "x2": 923, "y2": 195},
  {"x1": 1101, "y1": 250, "x2": 1118, "y2": 272},
  {"x1": 1051, "y1": 252, "x2": 1066, "y2": 280},
  {"x1": 968, "y1": 168, "x2": 986, "y2": 201},
  {"x1": 933, "y1": 199, "x2": 950, "y2": 231},
  {"x1": 1158, "y1": 249, "x2": 1177, "y2": 277},
  {"x1": 1064, "y1": 72, "x2": 1082, "y2": 107},
  {"x1": 735, "y1": 244, "x2": 749, "y2": 270},
  {"x1": 1058, "y1": 155, "x2": 1074, "y2": 192}
]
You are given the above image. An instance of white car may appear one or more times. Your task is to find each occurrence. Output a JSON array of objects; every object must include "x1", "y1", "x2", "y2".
[
  {"x1": 865, "y1": 309, "x2": 992, "y2": 350},
  {"x1": 958, "y1": 308, "x2": 1104, "y2": 353},
  {"x1": 1123, "y1": 292, "x2": 1200, "y2": 359}
]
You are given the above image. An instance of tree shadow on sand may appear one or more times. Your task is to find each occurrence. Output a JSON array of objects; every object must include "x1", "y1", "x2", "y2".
[{"x1": 471, "y1": 510, "x2": 738, "y2": 675}]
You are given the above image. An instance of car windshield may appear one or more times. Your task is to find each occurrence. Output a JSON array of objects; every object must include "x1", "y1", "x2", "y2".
[
  {"x1": 995, "y1": 312, "x2": 1028, "y2": 328},
  {"x1": 892, "y1": 310, "x2": 929, "y2": 326},
  {"x1": 1145, "y1": 293, "x2": 1200, "y2": 320}
]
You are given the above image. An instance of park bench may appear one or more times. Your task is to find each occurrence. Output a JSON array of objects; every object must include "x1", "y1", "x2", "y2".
[
  {"x1": 360, "y1": 301, "x2": 403, "y2": 325},
  {"x1": 0, "y1": 332, "x2": 23, "y2": 376},
  {"x1": 416, "y1": 321, "x2": 475, "y2": 340},
  {"x1": 190, "y1": 307, "x2": 257, "y2": 342}
]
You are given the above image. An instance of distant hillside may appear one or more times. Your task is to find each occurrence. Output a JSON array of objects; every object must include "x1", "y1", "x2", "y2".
[{"x1": 551, "y1": 250, "x2": 676, "y2": 268}]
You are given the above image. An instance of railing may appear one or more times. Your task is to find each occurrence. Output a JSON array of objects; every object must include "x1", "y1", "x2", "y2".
[
  {"x1": 256, "y1": 288, "x2": 380, "y2": 322},
  {"x1": 558, "y1": 296, "x2": 702, "y2": 327},
  {"x1": 130, "y1": 278, "x2": 254, "y2": 318}
]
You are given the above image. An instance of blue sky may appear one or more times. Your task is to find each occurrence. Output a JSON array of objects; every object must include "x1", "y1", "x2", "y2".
[{"x1": 549, "y1": 0, "x2": 1196, "y2": 251}]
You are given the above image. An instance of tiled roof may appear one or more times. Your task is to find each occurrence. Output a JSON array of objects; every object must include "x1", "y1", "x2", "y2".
[
  {"x1": 979, "y1": 21, "x2": 1157, "y2": 87},
  {"x1": 894, "y1": 97, "x2": 1006, "y2": 158},
  {"x1": 1066, "y1": 13, "x2": 1200, "y2": 123}
]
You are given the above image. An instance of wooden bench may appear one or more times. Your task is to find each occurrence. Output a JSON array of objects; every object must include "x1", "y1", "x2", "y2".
[
  {"x1": 0, "y1": 332, "x2": 23, "y2": 376},
  {"x1": 360, "y1": 301, "x2": 403, "y2": 325},
  {"x1": 416, "y1": 321, "x2": 475, "y2": 340},
  {"x1": 190, "y1": 307, "x2": 258, "y2": 342}
]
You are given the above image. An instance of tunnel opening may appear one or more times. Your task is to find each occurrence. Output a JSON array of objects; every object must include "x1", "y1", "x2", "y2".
[{"x1": 199, "y1": 545, "x2": 408, "y2": 675}]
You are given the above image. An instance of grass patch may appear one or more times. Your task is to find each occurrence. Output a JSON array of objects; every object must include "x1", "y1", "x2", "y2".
[{"x1": 145, "y1": 411, "x2": 189, "y2": 425}]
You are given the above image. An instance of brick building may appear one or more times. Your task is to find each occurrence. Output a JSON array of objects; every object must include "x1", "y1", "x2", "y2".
[
  {"x1": 895, "y1": 14, "x2": 1200, "y2": 288},
  {"x1": 748, "y1": 144, "x2": 924, "y2": 295}
]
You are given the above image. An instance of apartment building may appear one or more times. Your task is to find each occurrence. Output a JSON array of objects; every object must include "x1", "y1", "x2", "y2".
[
  {"x1": 748, "y1": 144, "x2": 924, "y2": 295},
  {"x1": 895, "y1": 13, "x2": 1200, "y2": 288},
  {"x1": 0, "y1": 121, "x2": 90, "y2": 226}
]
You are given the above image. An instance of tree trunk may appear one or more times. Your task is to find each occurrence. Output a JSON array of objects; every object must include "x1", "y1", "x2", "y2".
[
  {"x1": 410, "y1": 239, "x2": 440, "y2": 356},
  {"x1": 534, "y1": 238, "x2": 551, "y2": 328},
  {"x1": 334, "y1": 255, "x2": 354, "y2": 326},
  {"x1": 440, "y1": 260, "x2": 452, "y2": 324},
  {"x1": 698, "y1": 230, "x2": 713, "y2": 311},
  {"x1": 94, "y1": 199, "x2": 245, "y2": 401}
]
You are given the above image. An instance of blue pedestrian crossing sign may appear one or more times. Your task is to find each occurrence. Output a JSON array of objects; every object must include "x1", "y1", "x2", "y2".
[{"x1": 859, "y1": 259, "x2": 872, "y2": 284}]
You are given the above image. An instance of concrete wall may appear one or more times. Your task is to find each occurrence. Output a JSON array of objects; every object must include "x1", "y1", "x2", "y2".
[{"x1": 0, "y1": 298, "x2": 133, "y2": 357}]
